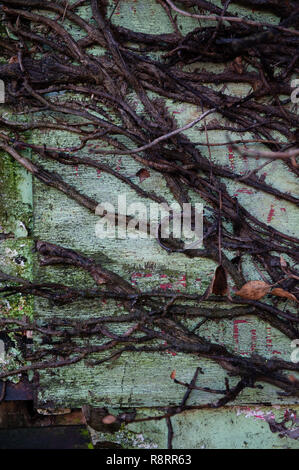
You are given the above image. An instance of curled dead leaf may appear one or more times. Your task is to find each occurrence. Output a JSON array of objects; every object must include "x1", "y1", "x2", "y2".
[
  {"x1": 102, "y1": 414, "x2": 117, "y2": 425},
  {"x1": 170, "y1": 370, "x2": 176, "y2": 380},
  {"x1": 212, "y1": 265, "x2": 228, "y2": 296},
  {"x1": 9, "y1": 56, "x2": 18, "y2": 64},
  {"x1": 136, "y1": 168, "x2": 150, "y2": 183},
  {"x1": 271, "y1": 288, "x2": 297, "y2": 302},
  {"x1": 235, "y1": 280, "x2": 271, "y2": 300},
  {"x1": 232, "y1": 56, "x2": 243, "y2": 74}
]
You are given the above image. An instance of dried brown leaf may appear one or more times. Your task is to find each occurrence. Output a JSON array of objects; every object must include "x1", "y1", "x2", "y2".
[
  {"x1": 212, "y1": 265, "x2": 228, "y2": 296},
  {"x1": 136, "y1": 168, "x2": 150, "y2": 183},
  {"x1": 102, "y1": 414, "x2": 117, "y2": 425},
  {"x1": 232, "y1": 56, "x2": 243, "y2": 74},
  {"x1": 271, "y1": 288, "x2": 297, "y2": 302},
  {"x1": 9, "y1": 56, "x2": 18, "y2": 64},
  {"x1": 170, "y1": 370, "x2": 176, "y2": 380},
  {"x1": 235, "y1": 280, "x2": 271, "y2": 300}
]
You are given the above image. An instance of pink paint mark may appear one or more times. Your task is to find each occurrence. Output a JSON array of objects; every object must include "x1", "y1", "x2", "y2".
[
  {"x1": 161, "y1": 334, "x2": 177, "y2": 356},
  {"x1": 233, "y1": 319, "x2": 249, "y2": 351},
  {"x1": 251, "y1": 329, "x2": 257, "y2": 352},
  {"x1": 74, "y1": 166, "x2": 79, "y2": 177},
  {"x1": 160, "y1": 283, "x2": 172, "y2": 290},
  {"x1": 96, "y1": 169, "x2": 101, "y2": 178},
  {"x1": 267, "y1": 204, "x2": 275, "y2": 223},
  {"x1": 176, "y1": 274, "x2": 187, "y2": 288},
  {"x1": 116, "y1": 157, "x2": 122, "y2": 171},
  {"x1": 228, "y1": 145, "x2": 235, "y2": 171},
  {"x1": 160, "y1": 274, "x2": 167, "y2": 278},
  {"x1": 234, "y1": 188, "x2": 254, "y2": 196}
]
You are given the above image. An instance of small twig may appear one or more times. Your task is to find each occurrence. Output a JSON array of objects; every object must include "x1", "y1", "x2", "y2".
[
  {"x1": 164, "y1": 0, "x2": 299, "y2": 35},
  {"x1": 106, "y1": 108, "x2": 217, "y2": 155},
  {"x1": 166, "y1": 416, "x2": 174, "y2": 449}
]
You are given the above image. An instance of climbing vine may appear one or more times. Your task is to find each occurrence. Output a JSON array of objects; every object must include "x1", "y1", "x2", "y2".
[{"x1": 0, "y1": 0, "x2": 298, "y2": 447}]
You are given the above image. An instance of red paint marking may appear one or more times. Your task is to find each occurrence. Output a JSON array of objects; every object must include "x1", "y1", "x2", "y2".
[
  {"x1": 233, "y1": 319, "x2": 249, "y2": 351},
  {"x1": 176, "y1": 274, "x2": 187, "y2": 288},
  {"x1": 234, "y1": 188, "x2": 254, "y2": 196},
  {"x1": 96, "y1": 169, "x2": 101, "y2": 178},
  {"x1": 160, "y1": 274, "x2": 167, "y2": 278},
  {"x1": 280, "y1": 207, "x2": 286, "y2": 213},
  {"x1": 116, "y1": 157, "x2": 122, "y2": 171},
  {"x1": 272, "y1": 350, "x2": 282, "y2": 355},
  {"x1": 160, "y1": 283, "x2": 172, "y2": 290},
  {"x1": 251, "y1": 329, "x2": 257, "y2": 352},
  {"x1": 228, "y1": 145, "x2": 235, "y2": 171},
  {"x1": 74, "y1": 165, "x2": 79, "y2": 177},
  {"x1": 267, "y1": 204, "x2": 275, "y2": 223},
  {"x1": 131, "y1": 272, "x2": 143, "y2": 285},
  {"x1": 162, "y1": 334, "x2": 177, "y2": 356}
]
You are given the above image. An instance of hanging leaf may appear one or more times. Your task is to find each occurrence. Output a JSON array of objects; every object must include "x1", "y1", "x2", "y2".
[
  {"x1": 136, "y1": 168, "x2": 150, "y2": 183},
  {"x1": 102, "y1": 414, "x2": 117, "y2": 424},
  {"x1": 232, "y1": 56, "x2": 243, "y2": 74},
  {"x1": 235, "y1": 280, "x2": 271, "y2": 300},
  {"x1": 271, "y1": 288, "x2": 297, "y2": 302},
  {"x1": 212, "y1": 265, "x2": 228, "y2": 296},
  {"x1": 8, "y1": 56, "x2": 18, "y2": 64}
]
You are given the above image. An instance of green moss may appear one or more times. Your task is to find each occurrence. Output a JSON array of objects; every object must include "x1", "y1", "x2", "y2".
[{"x1": 0, "y1": 150, "x2": 33, "y2": 235}]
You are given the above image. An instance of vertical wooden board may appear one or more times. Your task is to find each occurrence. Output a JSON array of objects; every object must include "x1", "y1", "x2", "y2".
[
  {"x1": 0, "y1": 0, "x2": 298, "y2": 428},
  {"x1": 19, "y1": 0, "x2": 297, "y2": 409},
  {"x1": 0, "y1": 110, "x2": 34, "y2": 380}
]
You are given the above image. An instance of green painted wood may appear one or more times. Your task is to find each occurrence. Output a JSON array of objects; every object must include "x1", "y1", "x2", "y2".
[
  {"x1": 28, "y1": 0, "x2": 298, "y2": 409},
  {"x1": 0, "y1": 0, "x2": 298, "y2": 449},
  {"x1": 89, "y1": 405, "x2": 299, "y2": 449}
]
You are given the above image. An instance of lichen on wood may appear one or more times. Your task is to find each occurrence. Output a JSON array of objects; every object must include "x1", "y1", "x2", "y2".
[{"x1": 0, "y1": 0, "x2": 298, "y2": 448}]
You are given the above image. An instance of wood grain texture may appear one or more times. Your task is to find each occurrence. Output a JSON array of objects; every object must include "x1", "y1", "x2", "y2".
[{"x1": 22, "y1": 0, "x2": 297, "y2": 409}]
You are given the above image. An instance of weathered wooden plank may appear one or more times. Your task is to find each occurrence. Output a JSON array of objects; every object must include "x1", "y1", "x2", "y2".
[
  {"x1": 0, "y1": 4, "x2": 298, "y2": 447},
  {"x1": 24, "y1": 0, "x2": 298, "y2": 409}
]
